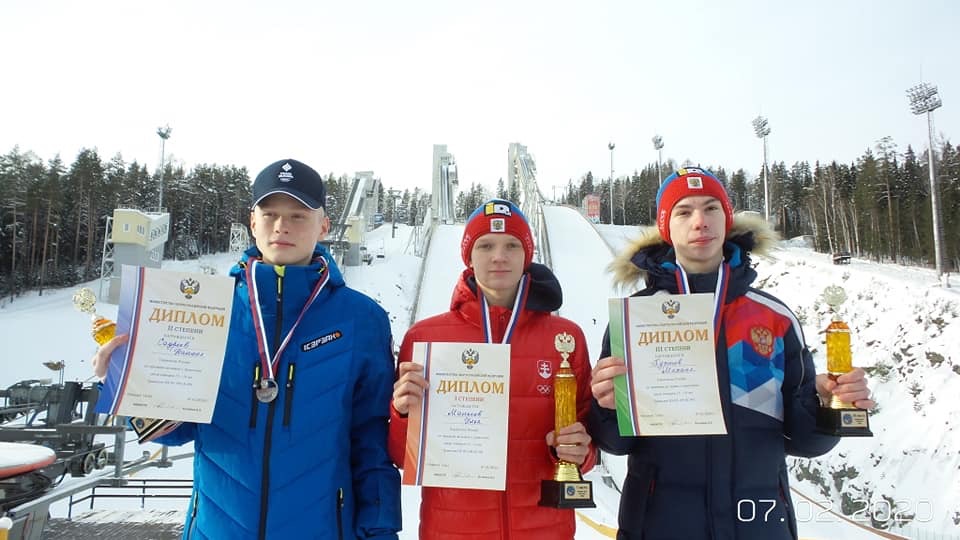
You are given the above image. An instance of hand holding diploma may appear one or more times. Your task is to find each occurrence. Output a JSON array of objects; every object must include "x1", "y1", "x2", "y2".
[
  {"x1": 392, "y1": 362, "x2": 427, "y2": 415},
  {"x1": 92, "y1": 334, "x2": 129, "y2": 379},
  {"x1": 590, "y1": 356, "x2": 628, "y2": 411}
]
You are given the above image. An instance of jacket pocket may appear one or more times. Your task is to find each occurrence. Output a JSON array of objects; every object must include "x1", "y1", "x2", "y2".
[{"x1": 618, "y1": 461, "x2": 657, "y2": 536}]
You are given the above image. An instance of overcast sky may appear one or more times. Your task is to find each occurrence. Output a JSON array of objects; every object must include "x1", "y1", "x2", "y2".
[{"x1": 2, "y1": 0, "x2": 957, "y2": 193}]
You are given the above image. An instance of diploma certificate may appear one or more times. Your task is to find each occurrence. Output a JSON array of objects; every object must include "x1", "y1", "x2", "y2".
[
  {"x1": 95, "y1": 265, "x2": 234, "y2": 424},
  {"x1": 402, "y1": 342, "x2": 510, "y2": 491},
  {"x1": 609, "y1": 295, "x2": 727, "y2": 436}
]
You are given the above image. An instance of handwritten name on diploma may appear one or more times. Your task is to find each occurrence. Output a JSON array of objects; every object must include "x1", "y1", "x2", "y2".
[
  {"x1": 650, "y1": 357, "x2": 696, "y2": 374},
  {"x1": 447, "y1": 407, "x2": 484, "y2": 424},
  {"x1": 156, "y1": 337, "x2": 205, "y2": 358}
]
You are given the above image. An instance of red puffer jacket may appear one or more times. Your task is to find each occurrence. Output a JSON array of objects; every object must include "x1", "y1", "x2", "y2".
[{"x1": 389, "y1": 264, "x2": 596, "y2": 540}]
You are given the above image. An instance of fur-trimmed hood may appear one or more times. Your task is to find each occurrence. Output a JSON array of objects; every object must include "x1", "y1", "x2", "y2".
[{"x1": 608, "y1": 212, "x2": 779, "y2": 291}]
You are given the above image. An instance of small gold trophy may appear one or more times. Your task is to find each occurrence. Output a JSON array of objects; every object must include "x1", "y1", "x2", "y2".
[
  {"x1": 816, "y1": 285, "x2": 873, "y2": 437},
  {"x1": 72, "y1": 288, "x2": 117, "y2": 345},
  {"x1": 73, "y1": 287, "x2": 169, "y2": 442},
  {"x1": 539, "y1": 332, "x2": 596, "y2": 508}
]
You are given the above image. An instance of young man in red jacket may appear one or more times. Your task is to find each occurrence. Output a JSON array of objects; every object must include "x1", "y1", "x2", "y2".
[{"x1": 390, "y1": 198, "x2": 596, "y2": 539}]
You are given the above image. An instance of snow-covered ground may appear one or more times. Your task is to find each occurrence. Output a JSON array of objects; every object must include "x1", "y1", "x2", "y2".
[{"x1": 2, "y1": 213, "x2": 959, "y2": 539}]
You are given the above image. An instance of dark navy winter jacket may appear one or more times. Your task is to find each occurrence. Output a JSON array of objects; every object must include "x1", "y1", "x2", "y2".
[
  {"x1": 157, "y1": 245, "x2": 401, "y2": 540},
  {"x1": 588, "y1": 214, "x2": 838, "y2": 540}
]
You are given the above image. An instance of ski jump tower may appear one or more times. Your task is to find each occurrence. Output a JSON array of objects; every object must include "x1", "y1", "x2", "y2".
[
  {"x1": 432, "y1": 145, "x2": 458, "y2": 224},
  {"x1": 99, "y1": 208, "x2": 170, "y2": 303}
]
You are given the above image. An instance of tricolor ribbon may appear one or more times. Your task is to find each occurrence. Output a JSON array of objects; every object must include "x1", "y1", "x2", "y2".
[{"x1": 245, "y1": 257, "x2": 330, "y2": 384}]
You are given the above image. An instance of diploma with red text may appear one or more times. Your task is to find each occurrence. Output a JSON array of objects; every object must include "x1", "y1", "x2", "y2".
[
  {"x1": 403, "y1": 342, "x2": 510, "y2": 491},
  {"x1": 609, "y1": 295, "x2": 727, "y2": 437},
  {"x1": 96, "y1": 265, "x2": 234, "y2": 426}
]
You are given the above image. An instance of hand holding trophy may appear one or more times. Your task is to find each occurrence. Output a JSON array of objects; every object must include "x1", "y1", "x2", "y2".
[
  {"x1": 74, "y1": 287, "x2": 171, "y2": 442},
  {"x1": 539, "y1": 332, "x2": 595, "y2": 508},
  {"x1": 816, "y1": 285, "x2": 873, "y2": 436}
]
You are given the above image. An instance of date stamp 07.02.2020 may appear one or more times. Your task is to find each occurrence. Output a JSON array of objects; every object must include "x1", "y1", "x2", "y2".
[{"x1": 736, "y1": 497, "x2": 936, "y2": 525}]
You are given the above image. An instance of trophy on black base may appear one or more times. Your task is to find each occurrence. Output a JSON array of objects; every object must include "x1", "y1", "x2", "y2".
[
  {"x1": 816, "y1": 285, "x2": 873, "y2": 437},
  {"x1": 539, "y1": 333, "x2": 596, "y2": 509}
]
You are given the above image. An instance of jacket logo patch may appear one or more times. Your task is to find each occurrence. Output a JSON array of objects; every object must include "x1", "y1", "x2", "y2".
[
  {"x1": 750, "y1": 326, "x2": 774, "y2": 357},
  {"x1": 302, "y1": 330, "x2": 343, "y2": 352},
  {"x1": 537, "y1": 359, "x2": 552, "y2": 379},
  {"x1": 462, "y1": 348, "x2": 479, "y2": 369}
]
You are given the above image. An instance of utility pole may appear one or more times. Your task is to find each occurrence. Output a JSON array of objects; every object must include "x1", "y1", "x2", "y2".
[
  {"x1": 906, "y1": 82, "x2": 948, "y2": 287},
  {"x1": 608, "y1": 142, "x2": 615, "y2": 224},
  {"x1": 388, "y1": 188, "x2": 400, "y2": 239},
  {"x1": 752, "y1": 116, "x2": 771, "y2": 221},
  {"x1": 157, "y1": 125, "x2": 172, "y2": 211},
  {"x1": 652, "y1": 135, "x2": 664, "y2": 187},
  {"x1": 39, "y1": 199, "x2": 55, "y2": 296},
  {"x1": 9, "y1": 202, "x2": 16, "y2": 301}
]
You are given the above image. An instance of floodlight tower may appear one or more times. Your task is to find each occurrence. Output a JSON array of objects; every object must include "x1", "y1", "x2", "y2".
[
  {"x1": 608, "y1": 142, "x2": 615, "y2": 224},
  {"x1": 156, "y1": 125, "x2": 172, "y2": 210},
  {"x1": 752, "y1": 116, "x2": 771, "y2": 221},
  {"x1": 906, "y1": 82, "x2": 947, "y2": 286},
  {"x1": 652, "y1": 135, "x2": 664, "y2": 187}
]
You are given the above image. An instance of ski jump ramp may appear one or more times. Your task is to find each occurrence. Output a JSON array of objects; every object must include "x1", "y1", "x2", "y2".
[
  {"x1": 414, "y1": 224, "x2": 465, "y2": 321},
  {"x1": 542, "y1": 205, "x2": 621, "y2": 358}
]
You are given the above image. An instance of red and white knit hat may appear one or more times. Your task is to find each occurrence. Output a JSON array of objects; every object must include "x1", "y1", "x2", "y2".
[
  {"x1": 656, "y1": 167, "x2": 734, "y2": 245},
  {"x1": 460, "y1": 199, "x2": 535, "y2": 269}
]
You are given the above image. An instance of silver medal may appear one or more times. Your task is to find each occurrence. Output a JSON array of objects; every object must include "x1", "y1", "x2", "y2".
[{"x1": 256, "y1": 378, "x2": 279, "y2": 403}]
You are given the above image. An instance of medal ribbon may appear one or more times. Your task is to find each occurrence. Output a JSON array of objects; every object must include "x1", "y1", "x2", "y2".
[
  {"x1": 480, "y1": 274, "x2": 529, "y2": 344},
  {"x1": 245, "y1": 257, "x2": 330, "y2": 382},
  {"x1": 674, "y1": 262, "x2": 730, "y2": 346}
]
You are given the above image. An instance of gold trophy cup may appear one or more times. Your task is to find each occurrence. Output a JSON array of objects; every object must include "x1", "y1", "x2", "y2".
[
  {"x1": 72, "y1": 288, "x2": 117, "y2": 345},
  {"x1": 816, "y1": 285, "x2": 873, "y2": 437},
  {"x1": 539, "y1": 332, "x2": 595, "y2": 508}
]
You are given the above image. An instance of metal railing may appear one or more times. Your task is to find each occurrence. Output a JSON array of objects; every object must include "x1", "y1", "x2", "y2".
[{"x1": 67, "y1": 478, "x2": 192, "y2": 518}]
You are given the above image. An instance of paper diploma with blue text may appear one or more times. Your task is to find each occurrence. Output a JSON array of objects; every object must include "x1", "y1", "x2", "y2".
[
  {"x1": 609, "y1": 294, "x2": 727, "y2": 436},
  {"x1": 95, "y1": 265, "x2": 234, "y2": 424},
  {"x1": 402, "y1": 342, "x2": 511, "y2": 491}
]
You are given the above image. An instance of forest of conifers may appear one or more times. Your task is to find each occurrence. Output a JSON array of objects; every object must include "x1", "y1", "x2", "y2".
[{"x1": 1, "y1": 135, "x2": 956, "y2": 300}]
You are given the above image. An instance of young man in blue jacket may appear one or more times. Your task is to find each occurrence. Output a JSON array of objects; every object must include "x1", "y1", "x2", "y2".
[
  {"x1": 589, "y1": 167, "x2": 874, "y2": 540},
  {"x1": 93, "y1": 158, "x2": 401, "y2": 539}
]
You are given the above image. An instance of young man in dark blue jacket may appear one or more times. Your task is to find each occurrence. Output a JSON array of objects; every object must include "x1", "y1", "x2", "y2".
[
  {"x1": 589, "y1": 167, "x2": 873, "y2": 540},
  {"x1": 93, "y1": 158, "x2": 401, "y2": 539}
]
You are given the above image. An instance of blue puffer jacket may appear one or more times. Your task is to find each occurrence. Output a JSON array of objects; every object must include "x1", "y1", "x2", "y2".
[
  {"x1": 589, "y1": 214, "x2": 839, "y2": 540},
  {"x1": 157, "y1": 245, "x2": 401, "y2": 540}
]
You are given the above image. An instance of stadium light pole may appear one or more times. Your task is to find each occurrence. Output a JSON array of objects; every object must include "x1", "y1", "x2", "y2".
[
  {"x1": 608, "y1": 142, "x2": 615, "y2": 224},
  {"x1": 157, "y1": 125, "x2": 172, "y2": 211},
  {"x1": 906, "y1": 82, "x2": 947, "y2": 286},
  {"x1": 652, "y1": 135, "x2": 664, "y2": 187},
  {"x1": 752, "y1": 116, "x2": 771, "y2": 221}
]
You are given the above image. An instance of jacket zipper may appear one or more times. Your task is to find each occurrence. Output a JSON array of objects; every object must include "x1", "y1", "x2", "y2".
[
  {"x1": 257, "y1": 270, "x2": 284, "y2": 540},
  {"x1": 336, "y1": 487, "x2": 344, "y2": 540},
  {"x1": 186, "y1": 489, "x2": 199, "y2": 539},
  {"x1": 500, "y1": 486, "x2": 509, "y2": 538}
]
